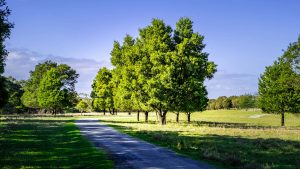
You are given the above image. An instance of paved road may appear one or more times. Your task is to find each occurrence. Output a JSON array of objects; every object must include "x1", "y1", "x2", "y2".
[{"x1": 75, "y1": 119, "x2": 215, "y2": 169}]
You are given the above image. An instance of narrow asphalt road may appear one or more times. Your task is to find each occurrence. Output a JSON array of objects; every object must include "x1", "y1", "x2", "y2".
[{"x1": 75, "y1": 119, "x2": 215, "y2": 169}]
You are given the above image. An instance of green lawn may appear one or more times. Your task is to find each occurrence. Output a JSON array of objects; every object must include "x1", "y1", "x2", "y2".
[
  {"x1": 97, "y1": 110, "x2": 300, "y2": 169},
  {"x1": 0, "y1": 117, "x2": 114, "y2": 169},
  {"x1": 1, "y1": 110, "x2": 299, "y2": 169}
]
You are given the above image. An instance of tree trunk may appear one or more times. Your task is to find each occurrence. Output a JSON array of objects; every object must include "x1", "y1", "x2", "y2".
[
  {"x1": 145, "y1": 111, "x2": 148, "y2": 123},
  {"x1": 158, "y1": 109, "x2": 167, "y2": 125},
  {"x1": 281, "y1": 112, "x2": 285, "y2": 127},
  {"x1": 187, "y1": 112, "x2": 191, "y2": 123},
  {"x1": 112, "y1": 108, "x2": 115, "y2": 115},
  {"x1": 128, "y1": 112, "x2": 131, "y2": 115},
  {"x1": 176, "y1": 112, "x2": 179, "y2": 123},
  {"x1": 137, "y1": 110, "x2": 140, "y2": 121},
  {"x1": 103, "y1": 109, "x2": 106, "y2": 115}
]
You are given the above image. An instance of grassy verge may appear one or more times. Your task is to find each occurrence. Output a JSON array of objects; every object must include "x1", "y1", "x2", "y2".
[
  {"x1": 97, "y1": 110, "x2": 300, "y2": 169},
  {"x1": 0, "y1": 117, "x2": 114, "y2": 169}
]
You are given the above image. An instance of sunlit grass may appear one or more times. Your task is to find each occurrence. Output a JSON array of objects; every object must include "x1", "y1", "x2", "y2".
[
  {"x1": 0, "y1": 117, "x2": 114, "y2": 169},
  {"x1": 96, "y1": 110, "x2": 300, "y2": 169},
  {"x1": 1, "y1": 110, "x2": 299, "y2": 169}
]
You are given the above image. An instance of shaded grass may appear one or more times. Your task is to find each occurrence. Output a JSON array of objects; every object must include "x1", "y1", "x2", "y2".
[
  {"x1": 0, "y1": 117, "x2": 114, "y2": 169},
  {"x1": 97, "y1": 110, "x2": 300, "y2": 169}
]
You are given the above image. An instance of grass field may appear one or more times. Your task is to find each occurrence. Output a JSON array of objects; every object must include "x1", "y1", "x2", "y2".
[
  {"x1": 0, "y1": 117, "x2": 114, "y2": 169},
  {"x1": 97, "y1": 110, "x2": 300, "y2": 169},
  {"x1": 0, "y1": 110, "x2": 299, "y2": 169}
]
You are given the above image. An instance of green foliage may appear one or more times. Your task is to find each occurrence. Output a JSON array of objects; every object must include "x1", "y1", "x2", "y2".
[
  {"x1": 0, "y1": 77, "x2": 27, "y2": 113},
  {"x1": 37, "y1": 64, "x2": 78, "y2": 113},
  {"x1": 258, "y1": 36, "x2": 300, "y2": 126},
  {"x1": 76, "y1": 100, "x2": 89, "y2": 113},
  {"x1": 239, "y1": 94, "x2": 256, "y2": 110},
  {"x1": 170, "y1": 17, "x2": 216, "y2": 117},
  {"x1": 0, "y1": 0, "x2": 13, "y2": 74},
  {"x1": 0, "y1": 0, "x2": 13, "y2": 108},
  {"x1": 106, "y1": 18, "x2": 216, "y2": 124},
  {"x1": 21, "y1": 61, "x2": 57, "y2": 109},
  {"x1": 207, "y1": 95, "x2": 257, "y2": 110},
  {"x1": 0, "y1": 76, "x2": 8, "y2": 107},
  {"x1": 91, "y1": 67, "x2": 114, "y2": 112}
]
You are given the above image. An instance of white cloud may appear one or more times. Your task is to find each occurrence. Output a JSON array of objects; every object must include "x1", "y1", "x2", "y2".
[
  {"x1": 205, "y1": 70, "x2": 259, "y2": 99},
  {"x1": 4, "y1": 48, "x2": 111, "y2": 95}
]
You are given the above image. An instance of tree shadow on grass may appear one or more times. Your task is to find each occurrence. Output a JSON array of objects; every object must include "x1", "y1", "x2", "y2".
[
  {"x1": 189, "y1": 121, "x2": 300, "y2": 130},
  {"x1": 0, "y1": 118, "x2": 113, "y2": 169},
  {"x1": 100, "y1": 119, "x2": 157, "y2": 124},
  {"x1": 107, "y1": 123, "x2": 300, "y2": 169}
]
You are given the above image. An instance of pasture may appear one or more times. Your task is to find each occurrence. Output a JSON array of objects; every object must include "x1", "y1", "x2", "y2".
[
  {"x1": 98, "y1": 110, "x2": 300, "y2": 169},
  {"x1": 0, "y1": 110, "x2": 299, "y2": 169}
]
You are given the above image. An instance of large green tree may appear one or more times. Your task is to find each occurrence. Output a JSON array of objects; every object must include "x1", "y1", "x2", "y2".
[
  {"x1": 91, "y1": 67, "x2": 115, "y2": 114},
  {"x1": 107, "y1": 18, "x2": 216, "y2": 125},
  {"x1": 110, "y1": 35, "x2": 152, "y2": 120},
  {"x1": 170, "y1": 17, "x2": 216, "y2": 123},
  {"x1": 137, "y1": 19, "x2": 174, "y2": 125},
  {"x1": 0, "y1": 0, "x2": 13, "y2": 107},
  {"x1": 21, "y1": 61, "x2": 57, "y2": 111},
  {"x1": 258, "y1": 36, "x2": 300, "y2": 127},
  {"x1": 37, "y1": 64, "x2": 78, "y2": 114}
]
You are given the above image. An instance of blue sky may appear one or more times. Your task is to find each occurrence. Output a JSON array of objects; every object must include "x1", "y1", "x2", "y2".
[{"x1": 4, "y1": 0, "x2": 300, "y2": 98}]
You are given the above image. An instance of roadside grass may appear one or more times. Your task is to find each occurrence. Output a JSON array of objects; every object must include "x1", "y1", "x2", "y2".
[
  {"x1": 0, "y1": 117, "x2": 114, "y2": 169},
  {"x1": 97, "y1": 110, "x2": 300, "y2": 169}
]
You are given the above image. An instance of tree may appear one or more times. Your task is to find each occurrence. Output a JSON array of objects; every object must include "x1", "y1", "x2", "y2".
[
  {"x1": 230, "y1": 96, "x2": 240, "y2": 109},
  {"x1": 215, "y1": 96, "x2": 226, "y2": 109},
  {"x1": 76, "y1": 100, "x2": 89, "y2": 113},
  {"x1": 37, "y1": 64, "x2": 78, "y2": 114},
  {"x1": 222, "y1": 97, "x2": 232, "y2": 109},
  {"x1": 107, "y1": 18, "x2": 216, "y2": 125},
  {"x1": 239, "y1": 94, "x2": 256, "y2": 110},
  {"x1": 0, "y1": 76, "x2": 8, "y2": 107},
  {"x1": 137, "y1": 19, "x2": 174, "y2": 125},
  {"x1": 110, "y1": 36, "x2": 136, "y2": 113},
  {"x1": 258, "y1": 36, "x2": 300, "y2": 127},
  {"x1": 0, "y1": 77, "x2": 26, "y2": 113},
  {"x1": 91, "y1": 67, "x2": 115, "y2": 114},
  {"x1": 21, "y1": 61, "x2": 57, "y2": 111},
  {"x1": 0, "y1": 0, "x2": 13, "y2": 108},
  {"x1": 170, "y1": 17, "x2": 216, "y2": 123},
  {"x1": 207, "y1": 99, "x2": 216, "y2": 110}
]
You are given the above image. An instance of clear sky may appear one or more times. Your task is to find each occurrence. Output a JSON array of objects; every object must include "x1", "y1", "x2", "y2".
[{"x1": 4, "y1": 0, "x2": 300, "y2": 98}]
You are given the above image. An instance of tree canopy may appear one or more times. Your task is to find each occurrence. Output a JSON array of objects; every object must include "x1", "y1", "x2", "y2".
[
  {"x1": 0, "y1": 77, "x2": 26, "y2": 113},
  {"x1": 258, "y1": 36, "x2": 300, "y2": 126},
  {"x1": 37, "y1": 64, "x2": 78, "y2": 114},
  {"x1": 21, "y1": 61, "x2": 58, "y2": 109},
  {"x1": 21, "y1": 61, "x2": 78, "y2": 114},
  {"x1": 0, "y1": 0, "x2": 13, "y2": 108},
  {"x1": 91, "y1": 67, "x2": 115, "y2": 114},
  {"x1": 92, "y1": 18, "x2": 216, "y2": 124}
]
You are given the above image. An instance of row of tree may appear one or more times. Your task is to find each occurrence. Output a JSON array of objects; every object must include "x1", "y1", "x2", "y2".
[
  {"x1": 91, "y1": 18, "x2": 217, "y2": 125},
  {"x1": 207, "y1": 95, "x2": 257, "y2": 110}
]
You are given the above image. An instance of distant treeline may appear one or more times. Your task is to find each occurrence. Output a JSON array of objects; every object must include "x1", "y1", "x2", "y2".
[{"x1": 207, "y1": 94, "x2": 257, "y2": 110}]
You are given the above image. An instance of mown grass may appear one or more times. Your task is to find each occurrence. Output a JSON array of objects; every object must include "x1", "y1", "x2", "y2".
[
  {"x1": 0, "y1": 117, "x2": 114, "y2": 169},
  {"x1": 97, "y1": 110, "x2": 300, "y2": 169}
]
